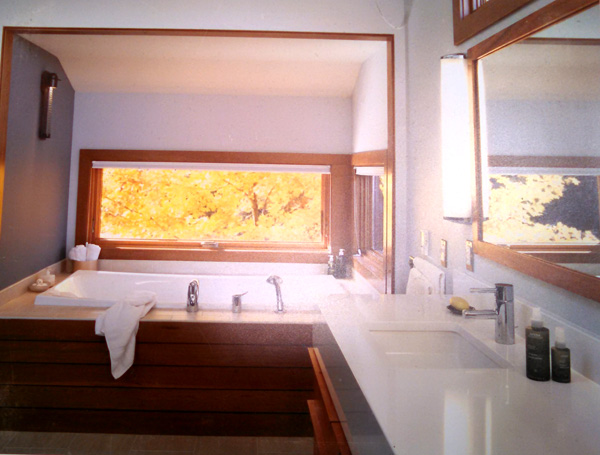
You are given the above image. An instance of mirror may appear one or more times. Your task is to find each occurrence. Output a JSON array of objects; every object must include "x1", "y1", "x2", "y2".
[{"x1": 469, "y1": 0, "x2": 600, "y2": 302}]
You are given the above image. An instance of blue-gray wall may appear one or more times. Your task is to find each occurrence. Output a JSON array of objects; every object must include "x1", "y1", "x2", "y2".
[{"x1": 0, "y1": 36, "x2": 74, "y2": 289}]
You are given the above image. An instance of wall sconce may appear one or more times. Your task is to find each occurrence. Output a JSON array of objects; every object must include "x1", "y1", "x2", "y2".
[
  {"x1": 39, "y1": 71, "x2": 59, "y2": 139},
  {"x1": 440, "y1": 54, "x2": 471, "y2": 223},
  {"x1": 477, "y1": 59, "x2": 490, "y2": 220}
]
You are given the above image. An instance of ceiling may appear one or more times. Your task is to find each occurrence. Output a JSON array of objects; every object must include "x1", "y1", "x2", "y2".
[{"x1": 19, "y1": 33, "x2": 386, "y2": 97}]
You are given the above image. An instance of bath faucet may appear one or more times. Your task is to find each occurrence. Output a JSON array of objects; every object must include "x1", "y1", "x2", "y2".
[
  {"x1": 463, "y1": 283, "x2": 515, "y2": 345},
  {"x1": 187, "y1": 279, "x2": 200, "y2": 313},
  {"x1": 266, "y1": 275, "x2": 284, "y2": 313}
]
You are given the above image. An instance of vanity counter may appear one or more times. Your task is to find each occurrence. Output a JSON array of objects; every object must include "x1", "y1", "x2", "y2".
[{"x1": 319, "y1": 294, "x2": 600, "y2": 455}]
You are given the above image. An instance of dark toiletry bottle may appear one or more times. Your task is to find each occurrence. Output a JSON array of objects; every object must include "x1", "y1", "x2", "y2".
[
  {"x1": 334, "y1": 249, "x2": 348, "y2": 279},
  {"x1": 551, "y1": 326, "x2": 571, "y2": 383},
  {"x1": 526, "y1": 307, "x2": 550, "y2": 381}
]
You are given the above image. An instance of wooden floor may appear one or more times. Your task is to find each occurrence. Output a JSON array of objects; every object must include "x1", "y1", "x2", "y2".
[{"x1": 0, "y1": 432, "x2": 313, "y2": 454}]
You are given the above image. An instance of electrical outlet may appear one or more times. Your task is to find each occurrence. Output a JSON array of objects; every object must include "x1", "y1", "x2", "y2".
[
  {"x1": 466, "y1": 240, "x2": 474, "y2": 271},
  {"x1": 440, "y1": 239, "x2": 448, "y2": 268},
  {"x1": 420, "y1": 230, "x2": 430, "y2": 256}
]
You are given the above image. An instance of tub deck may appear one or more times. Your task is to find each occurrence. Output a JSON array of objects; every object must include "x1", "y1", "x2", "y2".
[
  {"x1": 1, "y1": 273, "x2": 330, "y2": 325},
  {"x1": 34, "y1": 270, "x2": 344, "y2": 311}
]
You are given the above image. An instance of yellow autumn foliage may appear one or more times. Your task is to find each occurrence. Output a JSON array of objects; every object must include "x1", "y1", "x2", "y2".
[
  {"x1": 100, "y1": 168, "x2": 323, "y2": 243},
  {"x1": 483, "y1": 174, "x2": 600, "y2": 245}
]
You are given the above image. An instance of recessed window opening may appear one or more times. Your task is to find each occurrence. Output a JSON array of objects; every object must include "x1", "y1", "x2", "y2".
[
  {"x1": 355, "y1": 166, "x2": 385, "y2": 256},
  {"x1": 94, "y1": 161, "x2": 328, "y2": 245}
]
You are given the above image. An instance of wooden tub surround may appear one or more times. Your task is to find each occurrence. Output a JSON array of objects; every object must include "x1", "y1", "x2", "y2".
[{"x1": 0, "y1": 319, "x2": 315, "y2": 437}]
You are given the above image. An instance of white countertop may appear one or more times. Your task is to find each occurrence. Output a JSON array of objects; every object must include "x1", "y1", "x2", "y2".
[{"x1": 319, "y1": 294, "x2": 600, "y2": 455}]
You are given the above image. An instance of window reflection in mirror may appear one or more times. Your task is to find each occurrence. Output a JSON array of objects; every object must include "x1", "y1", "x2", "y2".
[{"x1": 484, "y1": 173, "x2": 600, "y2": 245}]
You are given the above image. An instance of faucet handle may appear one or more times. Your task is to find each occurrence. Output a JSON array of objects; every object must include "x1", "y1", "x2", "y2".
[
  {"x1": 470, "y1": 287, "x2": 496, "y2": 294},
  {"x1": 470, "y1": 283, "x2": 513, "y2": 302},
  {"x1": 266, "y1": 275, "x2": 283, "y2": 285}
]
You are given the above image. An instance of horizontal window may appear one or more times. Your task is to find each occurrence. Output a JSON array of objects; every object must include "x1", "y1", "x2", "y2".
[
  {"x1": 98, "y1": 166, "x2": 325, "y2": 244},
  {"x1": 76, "y1": 150, "x2": 353, "y2": 263}
]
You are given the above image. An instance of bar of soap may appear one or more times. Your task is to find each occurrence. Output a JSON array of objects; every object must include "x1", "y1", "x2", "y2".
[{"x1": 449, "y1": 296, "x2": 470, "y2": 311}]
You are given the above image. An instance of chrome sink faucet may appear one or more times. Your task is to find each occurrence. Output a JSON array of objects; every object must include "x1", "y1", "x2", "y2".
[
  {"x1": 266, "y1": 275, "x2": 284, "y2": 313},
  {"x1": 463, "y1": 283, "x2": 515, "y2": 345},
  {"x1": 187, "y1": 279, "x2": 200, "y2": 313}
]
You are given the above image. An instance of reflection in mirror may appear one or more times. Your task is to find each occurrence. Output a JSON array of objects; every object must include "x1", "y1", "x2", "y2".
[{"x1": 477, "y1": 4, "x2": 600, "y2": 278}]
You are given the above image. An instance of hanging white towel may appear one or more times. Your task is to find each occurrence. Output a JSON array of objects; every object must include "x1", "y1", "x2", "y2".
[
  {"x1": 413, "y1": 257, "x2": 446, "y2": 294},
  {"x1": 95, "y1": 290, "x2": 157, "y2": 379},
  {"x1": 406, "y1": 267, "x2": 433, "y2": 295}
]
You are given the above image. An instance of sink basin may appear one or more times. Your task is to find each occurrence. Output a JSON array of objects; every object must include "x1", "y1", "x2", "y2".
[{"x1": 367, "y1": 329, "x2": 507, "y2": 369}]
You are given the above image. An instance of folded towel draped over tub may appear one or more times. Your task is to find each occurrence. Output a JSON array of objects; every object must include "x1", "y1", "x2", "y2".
[{"x1": 95, "y1": 290, "x2": 157, "y2": 379}]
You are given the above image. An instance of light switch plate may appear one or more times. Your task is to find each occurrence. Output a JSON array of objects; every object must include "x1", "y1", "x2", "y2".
[
  {"x1": 420, "y1": 230, "x2": 430, "y2": 256},
  {"x1": 440, "y1": 239, "x2": 448, "y2": 268},
  {"x1": 466, "y1": 240, "x2": 474, "y2": 271}
]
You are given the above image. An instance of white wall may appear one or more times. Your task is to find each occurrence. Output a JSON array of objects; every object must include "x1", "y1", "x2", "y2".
[
  {"x1": 352, "y1": 48, "x2": 388, "y2": 153},
  {"x1": 72, "y1": 93, "x2": 352, "y2": 154},
  {"x1": 487, "y1": 100, "x2": 600, "y2": 156},
  {"x1": 68, "y1": 92, "x2": 352, "y2": 246}
]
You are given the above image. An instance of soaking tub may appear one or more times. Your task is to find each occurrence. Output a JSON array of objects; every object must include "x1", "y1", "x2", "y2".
[{"x1": 34, "y1": 270, "x2": 346, "y2": 311}]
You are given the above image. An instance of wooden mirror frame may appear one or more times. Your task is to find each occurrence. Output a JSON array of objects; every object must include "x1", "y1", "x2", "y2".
[
  {"x1": 452, "y1": 0, "x2": 535, "y2": 45},
  {"x1": 468, "y1": 0, "x2": 600, "y2": 303}
]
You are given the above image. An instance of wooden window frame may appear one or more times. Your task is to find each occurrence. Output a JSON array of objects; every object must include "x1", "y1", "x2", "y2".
[
  {"x1": 76, "y1": 149, "x2": 353, "y2": 263},
  {"x1": 453, "y1": 0, "x2": 536, "y2": 45},
  {"x1": 351, "y1": 150, "x2": 387, "y2": 293}
]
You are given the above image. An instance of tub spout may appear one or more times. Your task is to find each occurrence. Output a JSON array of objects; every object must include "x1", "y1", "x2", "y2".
[
  {"x1": 266, "y1": 275, "x2": 284, "y2": 313},
  {"x1": 187, "y1": 279, "x2": 200, "y2": 312}
]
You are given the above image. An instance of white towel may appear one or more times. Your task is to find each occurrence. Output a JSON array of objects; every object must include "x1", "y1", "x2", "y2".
[
  {"x1": 95, "y1": 291, "x2": 157, "y2": 379},
  {"x1": 86, "y1": 243, "x2": 101, "y2": 260},
  {"x1": 406, "y1": 267, "x2": 433, "y2": 295},
  {"x1": 68, "y1": 245, "x2": 87, "y2": 261},
  {"x1": 413, "y1": 257, "x2": 445, "y2": 294}
]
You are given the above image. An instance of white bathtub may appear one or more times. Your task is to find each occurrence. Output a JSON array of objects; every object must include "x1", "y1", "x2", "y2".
[{"x1": 34, "y1": 270, "x2": 346, "y2": 311}]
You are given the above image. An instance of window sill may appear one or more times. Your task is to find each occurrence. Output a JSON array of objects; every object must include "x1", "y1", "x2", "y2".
[
  {"x1": 99, "y1": 245, "x2": 329, "y2": 264},
  {"x1": 353, "y1": 252, "x2": 385, "y2": 294}
]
